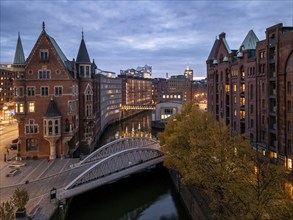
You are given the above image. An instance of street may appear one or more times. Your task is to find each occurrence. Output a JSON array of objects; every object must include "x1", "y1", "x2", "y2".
[{"x1": 0, "y1": 122, "x2": 18, "y2": 160}]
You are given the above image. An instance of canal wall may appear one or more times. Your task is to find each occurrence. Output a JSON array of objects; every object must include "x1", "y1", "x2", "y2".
[{"x1": 168, "y1": 169, "x2": 213, "y2": 220}]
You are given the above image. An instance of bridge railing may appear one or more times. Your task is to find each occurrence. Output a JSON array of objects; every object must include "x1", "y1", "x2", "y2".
[
  {"x1": 65, "y1": 147, "x2": 164, "y2": 191},
  {"x1": 70, "y1": 137, "x2": 160, "y2": 168}
]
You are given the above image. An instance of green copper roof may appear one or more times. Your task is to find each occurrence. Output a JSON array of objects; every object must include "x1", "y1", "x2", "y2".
[
  {"x1": 13, "y1": 32, "x2": 25, "y2": 65},
  {"x1": 239, "y1": 30, "x2": 259, "y2": 51}
]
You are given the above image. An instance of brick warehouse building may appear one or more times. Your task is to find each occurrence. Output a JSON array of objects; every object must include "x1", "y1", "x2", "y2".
[
  {"x1": 11, "y1": 23, "x2": 153, "y2": 159},
  {"x1": 207, "y1": 23, "x2": 293, "y2": 170},
  {"x1": 12, "y1": 23, "x2": 100, "y2": 159}
]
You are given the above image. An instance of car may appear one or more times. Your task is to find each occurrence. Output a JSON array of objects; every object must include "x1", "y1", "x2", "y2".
[{"x1": 10, "y1": 143, "x2": 17, "y2": 150}]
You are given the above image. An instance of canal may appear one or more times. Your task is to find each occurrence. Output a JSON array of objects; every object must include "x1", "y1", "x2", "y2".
[{"x1": 65, "y1": 111, "x2": 189, "y2": 220}]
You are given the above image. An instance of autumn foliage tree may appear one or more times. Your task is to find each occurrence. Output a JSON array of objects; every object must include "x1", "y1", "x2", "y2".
[{"x1": 158, "y1": 103, "x2": 293, "y2": 219}]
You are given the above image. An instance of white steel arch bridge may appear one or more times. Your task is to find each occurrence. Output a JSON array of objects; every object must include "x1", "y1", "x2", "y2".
[{"x1": 58, "y1": 137, "x2": 163, "y2": 199}]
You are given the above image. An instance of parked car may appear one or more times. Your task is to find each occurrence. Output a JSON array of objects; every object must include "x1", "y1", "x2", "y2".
[
  {"x1": 10, "y1": 138, "x2": 18, "y2": 150},
  {"x1": 10, "y1": 143, "x2": 17, "y2": 150}
]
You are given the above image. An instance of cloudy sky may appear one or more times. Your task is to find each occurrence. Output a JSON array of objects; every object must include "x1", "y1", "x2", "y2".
[{"x1": 0, "y1": 0, "x2": 292, "y2": 78}]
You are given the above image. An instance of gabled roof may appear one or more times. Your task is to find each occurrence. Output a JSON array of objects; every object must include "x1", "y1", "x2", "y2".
[
  {"x1": 76, "y1": 33, "x2": 91, "y2": 64},
  {"x1": 13, "y1": 32, "x2": 25, "y2": 65},
  {"x1": 207, "y1": 39, "x2": 219, "y2": 60},
  {"x1": 239, "y1": 30, "x2": 259, "y2": 51},
  {"x1": 45, "y1": 98, "x2": 61, "y2": 117},
  {"x1": 25, "y1": 23, "x2": 74, "y2": 77},
  {"x1": 222, "y1": 38, "x2": 231, "y2": 54},
  {"x1": 46, "y1": 34, "x2": 73, "y2": 72}
]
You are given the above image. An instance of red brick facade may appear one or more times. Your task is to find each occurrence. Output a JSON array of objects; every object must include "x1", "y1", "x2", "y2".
[{"x1": 207, "y1": 23, "x2": 293, "y2": 170}]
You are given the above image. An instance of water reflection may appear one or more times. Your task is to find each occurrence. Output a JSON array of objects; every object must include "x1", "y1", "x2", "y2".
[
  {"x1": 97, "y1": 111, "x2": 154, "y2": 148},
  {"x1": 66, "y1": 166, "x2": 189, "y2": 220}
]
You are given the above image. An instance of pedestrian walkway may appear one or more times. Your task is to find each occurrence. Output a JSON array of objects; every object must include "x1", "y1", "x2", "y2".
[{"x1": 0, "y1": 156, "x2": 79, "y2": 219}]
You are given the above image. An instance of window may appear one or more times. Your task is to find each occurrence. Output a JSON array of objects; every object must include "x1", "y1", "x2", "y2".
[
  {"x1": 39, "y1": 70, "x2": 51, "y2": 79},
  {"x1": 27, "y1": 87, "x2": 35, "y2": 97},
  {"x1": 288, "y1": 140, "x2": 292, "y2": 155},
  {"x1": 15, "y1": 103, "x2": 24, "y2": 113},
  {"x1": 68, "y1": 101, "x2": 77, "y2": 113},
  {"x1": 41, "y1": 87, "x2": 49, "y2": 96},
  {"x1": 26, "y1": 139, "x2": 39, "y2": 151},
  {"x1": 250, "y1": 119, "x2": 254, "y2": 128},
  {"x1": 25, "y1": 119, "x2": 38, "y2": 134},
  {"x1": 233, "y1": 84, "x2": 237, "y2": 92},
  {"x1": 262, "y1": 82, "x2": 265, "y2": 93},
  {"x1": 262, "y1": 115, "x2": 265, "y2": 125},
  {"x1": 250, "y1": 84, "x2": 253, "y2": 99},
  {"x1": 40, "y1": 50, "x2": 49, "y2": 61},
  {"x1": 28, "y1": 102, "x2": 35, "y2": 113},
  {"x1": 54, "y1": 86, "x2": 63, "y2": 96},
  {"x1": 288, "y1": 121, "x2": 292, "y2": 132},
  {"x1": 86, "y1": 66, "x2": 90, "y2": 76},
  {"x1": 80, "y1": 66, "x2": 84, "y2": 76},
  {"x1": 288, "y1": 101, "x2": 292, "y2": 112},
  {"x1": 250, "y1": 104, "x2": 254, "y2": 114},
  {"x1": 16, "y1": 87, "x2": 24, "y2": 97},
  {"x1": 85, "y1": 104, "x2": 92, "y2": 117},
  {"x1": 85, "y1": 90, "x2": 92, "y2": 101},
  {"x1": 288, "y1": 81, "x2": 291, "y2": 94}
]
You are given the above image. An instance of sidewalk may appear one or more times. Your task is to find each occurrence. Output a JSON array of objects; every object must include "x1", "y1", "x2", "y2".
[{"x1": 0, "y1": 155, "x2": 79, "y2": 219}]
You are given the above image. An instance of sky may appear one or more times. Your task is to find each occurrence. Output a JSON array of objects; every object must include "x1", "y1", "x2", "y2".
[{"x1": 0, "y1": 0, "x2": 292, "y2": 79}]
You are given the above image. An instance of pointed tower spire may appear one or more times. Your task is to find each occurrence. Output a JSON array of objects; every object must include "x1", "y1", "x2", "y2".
[
  {"x1": 42, "y1": 21, "x2": 45, "y2": 31},
  {"x1": 13, "y1": 32, "x2": 25, "y2": 65},
  {"x1": 76, "y1": 31, "x2": 91, "y2": 63}
]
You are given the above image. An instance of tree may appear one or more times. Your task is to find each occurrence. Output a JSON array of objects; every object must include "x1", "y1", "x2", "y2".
[
  {"x1": 11, "y1": 188, "x2": 29, "y2": 212},
  {"x1": 0, "y1": 201, "x2": 14, "y2": 220},
  {"x1": 159, "y1": 103, "x2": 293, "y2": 219}
]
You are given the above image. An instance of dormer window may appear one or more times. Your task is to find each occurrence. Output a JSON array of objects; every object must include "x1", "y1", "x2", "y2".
[
  {"x1": 40, "y1": 49, "x2": 49, "y2": 61},
  {"x1": 79, "y1": 65, "x2": 91, "y2": 78}
]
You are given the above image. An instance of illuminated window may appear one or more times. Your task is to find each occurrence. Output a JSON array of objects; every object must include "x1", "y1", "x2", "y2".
[
  {"x1": 233, "y1": 84, "x2": 236, "y2": 92},
  {"x1": 28, "y1": 102, "x2": 35, "y2": 113},
  {"x1": 19, "y1": 103, "x2": 24, "y2": 113},
  {"x1": 288, "y1": 158, "x2": 292, "y2": 170}
]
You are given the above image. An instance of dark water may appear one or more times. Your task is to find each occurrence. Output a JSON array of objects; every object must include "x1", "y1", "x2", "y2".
[{"x1": 65, "y1": 111, "x2": 189, "y2": 220}]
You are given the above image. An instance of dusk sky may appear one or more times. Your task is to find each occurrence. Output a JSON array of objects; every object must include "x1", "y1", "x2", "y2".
[{"x1": 1, "y1": 0, "x2": 292, "y2": 78}]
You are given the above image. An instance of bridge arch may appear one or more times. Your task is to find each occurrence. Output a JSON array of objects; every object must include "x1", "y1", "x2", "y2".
[
  {"x1": 72, "y1": 137, "x2": 159, "y2": 167},
  {"x1": 58, "y1": 147, "x2": 164, "y2": 199}
]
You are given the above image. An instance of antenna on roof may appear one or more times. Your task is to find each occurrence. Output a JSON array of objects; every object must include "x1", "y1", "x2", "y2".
[{"x1": 42, "y1": 21, "x2": 45, "y2": 31}]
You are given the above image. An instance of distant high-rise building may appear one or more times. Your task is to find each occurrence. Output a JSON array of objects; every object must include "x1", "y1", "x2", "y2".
[
  {"x1": 120, "y1": 64, "x2": 152, "y2": 78},
  {"x1": 184, "y1": 66, "x2": 193, "y2": 80}
]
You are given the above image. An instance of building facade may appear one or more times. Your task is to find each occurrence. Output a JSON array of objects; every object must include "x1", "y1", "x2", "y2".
[
  {"x1": 120, "y1": 64, "x2": 152, "y2": 78},
  {"x1": 97, "y1": 73, "x2": 122, "y2": 131},
  {"x1": 0, "y1": 66, "x2": 15, "y2": 122},
  {"x1": 207, "y1": 23, "x2": 293, "y2": 170},
  {"x1": 11, "y1": 23, "x2": 124, "y2": 159}
]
